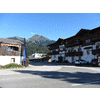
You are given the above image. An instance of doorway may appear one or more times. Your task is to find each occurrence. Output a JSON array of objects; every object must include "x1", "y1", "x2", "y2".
[{"x1": 58, "y1": 56, "x2": 63, "y2": 62}]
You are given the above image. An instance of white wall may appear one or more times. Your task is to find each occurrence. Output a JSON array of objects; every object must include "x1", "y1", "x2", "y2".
[
  {"x1": 0, "y1": 56, "x2": 24, "y2": 66},
  {"x1": 81, "y1": 45, "x2": 95, "y2": 63}
]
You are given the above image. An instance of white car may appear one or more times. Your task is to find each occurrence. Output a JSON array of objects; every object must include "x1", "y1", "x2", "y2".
[{"x1": 75, "y1": 60, "x2": 87, "y2": 65}]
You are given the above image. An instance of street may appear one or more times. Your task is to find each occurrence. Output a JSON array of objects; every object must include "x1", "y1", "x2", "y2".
[{"x1": 0, "y1": 62, "x2": 100, "y2": 88}]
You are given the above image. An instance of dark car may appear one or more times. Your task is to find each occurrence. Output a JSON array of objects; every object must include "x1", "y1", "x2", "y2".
[{"x1": 91, "y1": 59, "x2": 98, "y2": 66}]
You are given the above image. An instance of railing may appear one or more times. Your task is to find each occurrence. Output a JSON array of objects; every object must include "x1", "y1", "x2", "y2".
[
  {"x1": 65, "y1": 41, "x2": 80, "y2": 47},
  {"x1": 65, "y1": 51, "x2": 83, "y2": 57},
  {"x1": 92, "y1": 49, "x2": 100, "y2": 55},
  {"x1": 0, "y1": 50, "x2": 20, "y2": 56},
  {"x1": 47, "y1": 51, "x2": 59, "y2": 55},
  {"x1": 48, "y1": 46, "x2": 59, "y2": 50},
  {"x1": 91, "y1": 36, "x2": 100, "y2": 42}
]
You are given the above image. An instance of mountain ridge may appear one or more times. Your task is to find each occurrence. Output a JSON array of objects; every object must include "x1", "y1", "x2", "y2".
[{"x1": 8, "y1": 34, "x2": 55, "y2": 45}]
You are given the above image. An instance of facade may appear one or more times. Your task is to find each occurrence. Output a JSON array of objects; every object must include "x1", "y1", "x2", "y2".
[
  {"x1": 0, "y1": 38, "x2": 24, "y2": 65},
  {"x1": 48, "y1": 27, "x2": 100, "y2": 63}
]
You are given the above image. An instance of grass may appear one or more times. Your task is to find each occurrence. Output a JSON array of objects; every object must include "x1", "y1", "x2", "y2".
[{"x1": 0, "y1": 63, "x2": 23, "y2": 69}]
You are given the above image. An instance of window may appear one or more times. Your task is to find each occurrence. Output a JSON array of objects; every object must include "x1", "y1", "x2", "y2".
[
  {"x1": 11, "y1": 58, "x2": 15, "y2": 63},
  {"x1": 8, "y1": 46, "x2": 19, "y2": 51},
  {"x1": 86, "y1": 39, "x2": 91, "y2": 43},
  {"x1": 76, "y1": 39, "x2": 78, "y2": 42},
  {"x1": 87, "y1": 50, "x2": 90, "y2": 55},
  {"x1": 95, "y1": 32, "x2": 98, "y2": 36}
]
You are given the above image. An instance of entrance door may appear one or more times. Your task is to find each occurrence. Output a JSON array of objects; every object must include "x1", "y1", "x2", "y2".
[{"x1": 58, "y1": 56, "x2": 63, "y2": 62}]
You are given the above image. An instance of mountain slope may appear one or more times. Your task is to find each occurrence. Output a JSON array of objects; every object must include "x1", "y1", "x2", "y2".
[{"x1": 27, "y1": 34, "x2": 55, "y2": 45}]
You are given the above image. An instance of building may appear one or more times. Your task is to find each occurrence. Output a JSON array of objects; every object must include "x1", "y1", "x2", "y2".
[
  {"x1": 0, "y1": 38, "x2": 24, "y2": 65},
  {"x1": 48, "y1": 27, "x2": 100, "y2": 63},
  {"x1": 32, "y1": 53, "x2": 43, "y2": 59}
]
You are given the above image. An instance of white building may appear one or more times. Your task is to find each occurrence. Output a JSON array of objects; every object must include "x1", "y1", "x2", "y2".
[
  {"x1": 32, "y1": 53, "x2": 43, "y2": 59},
  {"x1": 48, "y1": 27, "x2": 100, "y2": 63},
  {"x1": 0, "y1": 38, "x2": 24, "y2": 65}
]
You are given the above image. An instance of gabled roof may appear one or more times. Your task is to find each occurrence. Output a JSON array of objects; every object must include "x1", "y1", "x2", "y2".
[
  {"x1": 89, "y1": 27, "x2": 100, "y2": 34},
  {"x1": 0, "y1": 38, "x2": 24, "y2": 45},
  {"x1": 47, "y1": 38, "x2": 65, "y2": 46},
  {"x1": 75, "y1": 29, "x2": 90, "y2": 37}
]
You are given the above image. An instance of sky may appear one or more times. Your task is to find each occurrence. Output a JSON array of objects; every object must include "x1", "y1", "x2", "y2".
[{"x1": 0, "y1": 13, "x2": 100, "y2": 41}]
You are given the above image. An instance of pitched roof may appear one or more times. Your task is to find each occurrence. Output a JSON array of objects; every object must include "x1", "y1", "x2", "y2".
[
  {"x1": 75, "y1": 29, "x2": 90, "y2": 37},
  {"x1": 0, "y1": 38, "x2": 24, "y2": 45},
  {"x1": 90, "y1": 27, "x2": 100, "y2": 34},
  {"x1": 47, "y1": 38, "x2": 65, "y2": 46}
]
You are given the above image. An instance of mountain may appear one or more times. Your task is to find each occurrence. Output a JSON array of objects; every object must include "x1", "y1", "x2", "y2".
[
  {"x1": 27, "y1": 34, "x2": 55, "y2": 45},
  {"x1": 7, "y1": 34, "x2": 55, "y2": 56}
]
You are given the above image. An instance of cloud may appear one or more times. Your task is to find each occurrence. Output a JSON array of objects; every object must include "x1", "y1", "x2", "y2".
[{"x1": 31, "y1": 32, "x2": 35, "y2": 35}]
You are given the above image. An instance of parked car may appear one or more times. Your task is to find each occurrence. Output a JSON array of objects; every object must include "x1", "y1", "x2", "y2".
[
  {"x1": 91, "y1": 59, "x2": 98, "y2": 66},
  {"x1": 75, "y1": 60, "x2": 87, "y2": 65}
]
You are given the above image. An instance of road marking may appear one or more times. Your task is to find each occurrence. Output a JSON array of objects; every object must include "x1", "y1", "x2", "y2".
[{"x1": 72, "y1": 81, "x2": 100, "y2": 86}]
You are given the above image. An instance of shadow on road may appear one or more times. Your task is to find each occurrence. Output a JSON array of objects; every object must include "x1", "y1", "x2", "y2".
[{"x1": 13, "y1": 69, "x2": 100, "y2": 85}]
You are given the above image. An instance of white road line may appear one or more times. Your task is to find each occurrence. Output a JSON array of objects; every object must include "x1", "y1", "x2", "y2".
[{"x1": 72, "y1": 81, "x2": 100, "y2": 86}]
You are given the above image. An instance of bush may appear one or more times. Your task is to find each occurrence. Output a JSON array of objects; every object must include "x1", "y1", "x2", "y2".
[{"x1": 1, "y1": 63, "x2": 22, "y2": 69}]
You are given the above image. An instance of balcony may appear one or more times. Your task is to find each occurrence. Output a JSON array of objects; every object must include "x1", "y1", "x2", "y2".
[
  {"x1": 65, "y1": 51, "x2": 83, "y2": 57},
  {"x1": 48, "y1": 46, "x2": 59, "y2": 50},
  {"x1": 92, "y1": 49, "x2": 100, "y2": 55},
  {"x1": 65, "y1": 41, "x2": 82, "y2": 47},
  {"x1": 71, "y1": 41, "x2": 80, "y2": 46},
  {"x1": 47, "y1": 51, "x2": 59, "y2": 55},
  {"x1": 91, "y1": 36, "x2": 100, "y2": 42}
]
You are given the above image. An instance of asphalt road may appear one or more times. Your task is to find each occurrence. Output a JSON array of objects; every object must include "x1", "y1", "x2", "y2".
[{"x1": 0, "y1": 62, "x2": 100, "y2": 88}]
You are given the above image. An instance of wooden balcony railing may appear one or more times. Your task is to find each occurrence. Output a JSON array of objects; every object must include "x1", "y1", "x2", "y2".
[
  {"x1": 65, "y1": 51, "x2": 83, "y2": 57},
  {"x1": 92, "y1": 49, "x2": 100, "y2": 55},
  {"x1": 91, "y1": 36, "x2": 100, "y2": 42},
  {"x1": 48, "y1": 46, "x2": 59, "y2": 50},
  {"x1": 47, "y1": 51, "x2": 59, "y2": 55}
]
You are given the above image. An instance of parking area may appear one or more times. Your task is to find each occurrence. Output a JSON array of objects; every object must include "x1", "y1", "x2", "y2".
[{"x1": 0, "y1": 62, "x2": 100, "y2": 88}]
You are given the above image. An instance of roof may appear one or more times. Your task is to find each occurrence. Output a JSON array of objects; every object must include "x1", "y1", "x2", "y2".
[
  {"x1": 0, "y1": 38, "x2": 24, "y2": 45},
  {"x1": 65, "y1": 29, "x2": 90, "y2": 41},
  {"x1": 47, "y1": 38, "x2": 65, "y2": 46},
  {"x1": 75, "y1": 29, "x2": 90, "y2": 37},
  {"x1": 89, "y1": 27, "x2": 100, "y2": 34}
]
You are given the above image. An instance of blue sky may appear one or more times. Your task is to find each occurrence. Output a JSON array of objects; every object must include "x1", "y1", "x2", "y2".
[{"x1": 0, "y1": 13, "x2": 100, "y2": 41}]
